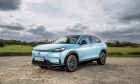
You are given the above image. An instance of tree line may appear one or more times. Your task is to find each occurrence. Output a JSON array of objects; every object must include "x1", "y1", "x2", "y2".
[
  {"x1": 0, "y1": 39, "x2": 140, "y2": 47},
  {"x1": 106, "y1": 40, "x2": 140, "y2": 47},
  {"x1": 0, "y1": 39, "x2": 51, "y2": 47}
]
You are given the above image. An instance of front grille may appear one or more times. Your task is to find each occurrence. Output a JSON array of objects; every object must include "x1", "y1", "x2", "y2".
[{"x1": 32, "y1": 59, "x2": 50, "y2": 65}]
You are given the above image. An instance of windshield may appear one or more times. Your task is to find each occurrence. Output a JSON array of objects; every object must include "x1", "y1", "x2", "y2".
[{"x1": 53, "y1": 35, "x2": 80, "y2": 44}]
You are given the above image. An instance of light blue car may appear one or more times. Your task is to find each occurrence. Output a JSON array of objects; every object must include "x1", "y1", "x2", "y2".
[{"x1": 32, "y1": 35, "x2": 107, "y2": 72}]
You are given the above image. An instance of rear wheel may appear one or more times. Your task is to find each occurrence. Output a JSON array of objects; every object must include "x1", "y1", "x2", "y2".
[
  {"x1": 65, "y1": 54, "x2": 78, "y2": 72},
  {"x1": 97, "y1": 52, "x2": 106, "y2": 65}
]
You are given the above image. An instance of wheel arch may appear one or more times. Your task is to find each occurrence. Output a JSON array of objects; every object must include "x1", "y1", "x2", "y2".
[
  {"x1": 101, "y1": 49, "x2": 107, "y2": 54},
  {"x1": 64, "y1": 51, "x2": 79, "y2": 65},
  {"x1": 100, "y1": 49, "x2": 107, "y2": 57}
]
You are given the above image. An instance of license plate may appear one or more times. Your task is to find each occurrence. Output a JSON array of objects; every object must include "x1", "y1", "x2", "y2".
[{"x1": 34, "y1": 57, "x2": 44, "y2": 61}]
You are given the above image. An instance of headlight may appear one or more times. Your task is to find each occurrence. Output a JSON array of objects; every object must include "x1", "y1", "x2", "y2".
[{"x1": 51, "y1": 48, "x2": 65, "y2": 52}]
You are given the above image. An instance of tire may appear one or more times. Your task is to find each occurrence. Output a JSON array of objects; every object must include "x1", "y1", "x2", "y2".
[
  {"x1": 65, "y1": 54, "x2": 78, "y2": 72},
  {"x1": 39, "y1": 66, "x2": 46, "y2": 68},
  {"x1": 97, "y1": 52, "x2": 106, "y2": 65}
]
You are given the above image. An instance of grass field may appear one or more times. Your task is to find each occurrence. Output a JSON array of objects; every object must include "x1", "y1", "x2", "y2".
[
  {"x1": 0, "y1": 45, "x2": 32, "y2": 56},
  {"x1": 108, "y1": 47, "x2": 140, "y2": 56},
  {"x1": 0, "y1": 45, "x2": 140, "y2": 57},
  {"x1": 0, "y1": 45, "x2": 32, "y2": 52},
  {"x1": 108, "y1": 47, "x2": 140, "y2": 53}
]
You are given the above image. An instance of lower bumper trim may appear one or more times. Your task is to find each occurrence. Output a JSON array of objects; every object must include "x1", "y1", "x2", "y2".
[{"x1": 32, "y1": 59, "x2": 63, "y2": 67}]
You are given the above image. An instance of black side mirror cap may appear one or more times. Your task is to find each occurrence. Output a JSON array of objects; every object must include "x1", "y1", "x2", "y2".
[{"x1": 80, "y1": 40, "x2": 87, "y2": 45}]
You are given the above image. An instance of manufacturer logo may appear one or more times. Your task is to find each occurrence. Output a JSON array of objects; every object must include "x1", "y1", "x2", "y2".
[{"x1": 38, "y1": 52, "x2": 40, "y2": 55}]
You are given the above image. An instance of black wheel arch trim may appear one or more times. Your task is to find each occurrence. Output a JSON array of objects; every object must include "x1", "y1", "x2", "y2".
[
  {"x1": 64, "y1": 51, "x2": 79, "y2": 65},
  {"x1": 100, "y1": 49, "x2": 107, "y2": 57},
  {"x1": 101, "y1": 49, "x2": 107, "y2": 53}
]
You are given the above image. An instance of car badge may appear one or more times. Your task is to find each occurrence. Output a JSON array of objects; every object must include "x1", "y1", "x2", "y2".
[{"x1": 38, "y1": 52, "x2": 40, "y2": 55}]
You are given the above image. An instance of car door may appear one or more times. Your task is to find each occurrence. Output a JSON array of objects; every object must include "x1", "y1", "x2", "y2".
[
  {"x1": 89, "y1": 36, "x2": 102, "y2": 58},
  {"x1": 77, "y1": 35, "x2": 92, "y2": 61}
]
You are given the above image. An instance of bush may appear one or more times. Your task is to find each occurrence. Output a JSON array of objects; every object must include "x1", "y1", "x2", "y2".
[
  {"x1": 128, "y1": 52, "x2": 140, "y2": 55},
  {"x1": 0, "y1": 41, "x2": 5, "y2": 47}
]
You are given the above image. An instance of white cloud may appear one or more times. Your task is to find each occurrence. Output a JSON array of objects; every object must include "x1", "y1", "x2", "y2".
[{"x1": 0, "y1": 0, "x2": 140, "y2": 42}]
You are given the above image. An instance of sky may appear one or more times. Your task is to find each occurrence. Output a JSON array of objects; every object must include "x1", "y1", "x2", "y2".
[{"x1": 0, "y1": 0, "x2": 140, "y2": 43}]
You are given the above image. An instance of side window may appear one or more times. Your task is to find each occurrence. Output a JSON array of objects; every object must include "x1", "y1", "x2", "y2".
[
  {"x1": 90, "y1": 36, "x2": 101, "y2": 43},
  {"x1": 79, "y1": 36, "x2": 90, "y2": 44}
]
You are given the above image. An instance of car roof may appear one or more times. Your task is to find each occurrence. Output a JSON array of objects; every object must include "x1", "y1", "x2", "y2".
[{"x1": 66, "y1": 35, "x2": 90, "y2": 37}]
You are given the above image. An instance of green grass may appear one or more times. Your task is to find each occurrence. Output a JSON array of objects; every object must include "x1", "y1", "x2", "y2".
[
  {"x1": 108, "y1": 47, "x2": 140, "y2": 56},
  {"x1": 108, "y1": 47, "x2": 140, "y2": 53},
  {"x1": 0, "y1": 45, "x2": 32, "y2": 56},
  {"x1": 0, "y1": 45, "x2": 140, "y2": 57},
  {"x1": 0, "y1": 45, "x2": 32, "y2": 52}
]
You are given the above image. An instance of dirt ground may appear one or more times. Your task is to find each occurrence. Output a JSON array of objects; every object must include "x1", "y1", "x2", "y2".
[{"x1": 0, "y1": 56, "x2": 140, "y2": 84}]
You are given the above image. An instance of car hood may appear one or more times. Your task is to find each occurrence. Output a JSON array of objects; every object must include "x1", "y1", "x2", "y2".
[{"x1": 33, "y1": 44, "x2": 78, "y2": 50}]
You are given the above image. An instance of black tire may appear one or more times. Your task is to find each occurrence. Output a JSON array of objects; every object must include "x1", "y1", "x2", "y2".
[
  {"x1": 39, "y1": 66, "x2": 47, "y2": 68},
  {"x1": 65, "y1": 54, "x2": 78, "y2": 72},
  {"x1": 97, "y1": 52, "x2": 106, "y2": 65}
]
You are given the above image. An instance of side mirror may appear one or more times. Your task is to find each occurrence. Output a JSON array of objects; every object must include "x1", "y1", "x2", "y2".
[{"x1": 80, "y1": 40, "x2": 87, "y2": 45}]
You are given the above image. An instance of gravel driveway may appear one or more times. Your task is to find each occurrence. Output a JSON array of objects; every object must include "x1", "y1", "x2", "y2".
[{"x1": 0, "y1": 56, "x2": 140, "y2": 84}]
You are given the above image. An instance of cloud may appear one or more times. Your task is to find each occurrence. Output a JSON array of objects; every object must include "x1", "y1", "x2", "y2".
[
  {"x1": 97, "y1": 27, "x2": 140, "y2": 43},
  {"x1": 0, "y1": 24, "x2": 61, "y2": 42},
  {"x1": 0, "y1": 23, "x2": 25, "y2": 31},
  {"x1": 0, "y1": 29, "x2": 34, "y2": 42},
  {"x1": 120, "y1": 13, "x2": 140, "y2": 22},
  {"x1": 0, "y1": 30, "x2": 20, "y2": 40},
  {"x1": 107, "y1": 0, "x2": 140, "y2": 23},
  {"x1": 0, "y1": 0, "x2": 21, "y2": 11},
  {"x1": 0, "y1": 29, "x2": 18, "y2": 35},
  {"x1": 65, "y1": 23, "x2": 88, "y2": 33},
  {"x1": 28, "y1": 25, "x2": 56, "y2": 40},
  {"x1": 92, "y1": 0, "x2": 140, "y2": 43},
  {"x1": 0, "y1": 0, "x2": 140, "y2": 43}
]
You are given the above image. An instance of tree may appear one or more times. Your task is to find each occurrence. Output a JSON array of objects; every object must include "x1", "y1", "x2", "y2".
[{"x1": 0, "y1": 41, "x2": 5, "y2": 47}]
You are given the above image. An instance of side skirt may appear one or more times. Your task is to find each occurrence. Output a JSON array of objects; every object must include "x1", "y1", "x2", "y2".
[{"x1": 78, "y1": 57, "x2": 99, "y2": 64}]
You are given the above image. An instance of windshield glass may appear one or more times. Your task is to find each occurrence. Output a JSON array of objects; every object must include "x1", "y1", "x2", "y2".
[{"x1": 53, "y1": 35, "x2": 80, "y2": 44}]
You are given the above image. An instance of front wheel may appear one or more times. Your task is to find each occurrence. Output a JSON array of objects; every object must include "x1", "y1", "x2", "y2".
[
  {"x1": 97, "y1": 52, "x2": 106, "y2": 65},
  {"x1": 39, "y1": 66, "x2": 46, "y2": 68},
  {"x1": 65, "y1": 54, "x2": 78, "y2": 72}
]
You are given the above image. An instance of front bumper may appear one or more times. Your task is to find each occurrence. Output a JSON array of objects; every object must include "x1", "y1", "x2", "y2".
[
  {"x1": 32, "y1": 58, "x2": 63, "y2": 67},
  {"x1": 32, "y1": 49, "x2": 69, "y2": 66}
]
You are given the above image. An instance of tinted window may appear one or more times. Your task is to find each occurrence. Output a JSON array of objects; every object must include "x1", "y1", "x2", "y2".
[
  {"x1": 90, "y1": 36, "x2": 101, "y2": 43},
  {"x1": 79, "y1": 36, "x2": 90, "y2": 44}
]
